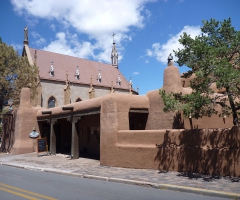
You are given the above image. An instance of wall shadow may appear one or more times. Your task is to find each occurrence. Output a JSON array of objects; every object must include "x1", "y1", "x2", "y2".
[
  {"x1": 155, "y1": 126, "x2": 240, "y2": 177},
  {"x1": 172, "y1": 112, "x2": 185, "y2": 129}
]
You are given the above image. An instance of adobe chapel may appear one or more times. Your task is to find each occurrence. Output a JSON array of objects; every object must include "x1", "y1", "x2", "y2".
[{"x1": 7, "y1": 27, "x2": 240, "y2": 177}]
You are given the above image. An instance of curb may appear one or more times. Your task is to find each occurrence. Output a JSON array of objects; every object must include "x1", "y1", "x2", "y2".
[
  {"x1": 157, "y1": 184, "x2": 240, "y2": 199},
  {"x1": 1, "y1": 162, "x2": 240, "y2": 199}
]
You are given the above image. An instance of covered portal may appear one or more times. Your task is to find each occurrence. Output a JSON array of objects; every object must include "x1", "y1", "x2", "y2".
[{"x1": 38, "y1": 107, "x2": 101, "y2": 159}]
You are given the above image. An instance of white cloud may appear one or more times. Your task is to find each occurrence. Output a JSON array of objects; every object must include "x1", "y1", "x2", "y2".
[
  {"x1": 133, "y1": 71, "x2": 140, "y2": 75},
  {"x1": 146, "y1": 49, "x2": 153, "y2": 56},
  {"x1": 31, "y1": 31, "x2": 46, "y2": 46},
  {"x1": 50, "y1": 24, "x2": 56, "y2": 31},
  {"x1": 11, "y1": 43, "x2": 22, "y2": 52},
  {"x1": 43, "y1": 32, "x2": 94, "y2": 59},
  {"x1": 146, "y1": 25, "x2": 201, "y2": 64},
  {"x1": 11, "y1": 0, "x2": 156, "y2": 63}
]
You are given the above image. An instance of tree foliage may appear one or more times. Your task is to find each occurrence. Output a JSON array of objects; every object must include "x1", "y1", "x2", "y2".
[
  {"x1": 0, "y1": 40, "x2": 38, "y2": 112},
  {"x1": 160, "y1": 18, "x2": 240, "y2": 125}
]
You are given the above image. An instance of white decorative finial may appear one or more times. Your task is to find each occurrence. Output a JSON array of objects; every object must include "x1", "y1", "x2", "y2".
[
  {"x1": 75, "y1": 66, "x2": 80, "y2": 80},
  {"x1": 117, "y1": 74, "x2": 121, "y2": 86},
  {"x1": 129, "y1": 77, "x2": 132, "y2": 94},
  {"x1": 129, "y1": 77, "x2": 132, "y2": 85},
  {"x1": 49, "y1": 61, "x2": 54, "y2": 76},
  {"x1": 97, "y1": 70, "x2": 102, "y2": 83}
]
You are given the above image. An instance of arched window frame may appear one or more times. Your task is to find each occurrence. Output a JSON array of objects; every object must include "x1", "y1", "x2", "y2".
[{"x1": 47, "y1": 96, "x2": 57, "y2": 108}]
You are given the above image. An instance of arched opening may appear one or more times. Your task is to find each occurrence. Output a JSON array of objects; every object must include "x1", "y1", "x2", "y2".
[{"x1": 48, "y1": 96, "x2": 56, "y2": 108}]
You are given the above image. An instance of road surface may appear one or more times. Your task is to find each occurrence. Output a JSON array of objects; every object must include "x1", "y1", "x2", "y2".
[{"x1": 0, "y1": 165, "x2": 229, "y2": 200}]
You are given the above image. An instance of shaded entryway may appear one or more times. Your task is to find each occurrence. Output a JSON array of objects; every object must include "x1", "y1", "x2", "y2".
[
  {"x1": 38, "y1": 113, "x2": 100, "y2": 160},
  {"x1": 55, "y1": 119, "x2": 72, "y2": 154},
  {"x1": 38, "y1": 119, "x2": 71, "y2": 154},
  {"x1": 78, "y1": 114, "x2": 100, "y2": 160}
]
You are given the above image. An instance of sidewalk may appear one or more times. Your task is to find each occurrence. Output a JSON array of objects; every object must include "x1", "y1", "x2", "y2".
[{"x1": 0, "y1": 152, "x2": 239, "y2": 199}]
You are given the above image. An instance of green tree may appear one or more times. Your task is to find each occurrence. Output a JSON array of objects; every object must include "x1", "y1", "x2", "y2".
[
  {"x1": 0, "y1": 40, "x2": 38, "y2": 113},
  {"x1": 160, "y1": 18, "x2": 240, "y2": 125}
]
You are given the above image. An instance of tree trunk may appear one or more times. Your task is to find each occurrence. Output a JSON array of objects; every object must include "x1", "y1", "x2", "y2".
[{"x1": 227, "y1": 88, "x2": 238, "y2": 125}]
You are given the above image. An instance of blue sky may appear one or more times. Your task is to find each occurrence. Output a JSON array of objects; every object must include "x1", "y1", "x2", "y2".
[{"x1": 0, "y1": 0, "x2": 239, "y2": 95}]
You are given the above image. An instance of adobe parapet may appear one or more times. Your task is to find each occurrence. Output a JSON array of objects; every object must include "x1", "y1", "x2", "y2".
[{"x1": 162, "y1": 62, "x2": 183, "y2": 94}]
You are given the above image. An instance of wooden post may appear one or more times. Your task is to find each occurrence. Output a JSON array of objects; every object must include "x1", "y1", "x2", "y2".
[
  {"x1": 67, "y1": 116, "x2": 80, "y2": 159},
  {"x1": 48, "y1": 118, "x2": 57, "y2": 155}
]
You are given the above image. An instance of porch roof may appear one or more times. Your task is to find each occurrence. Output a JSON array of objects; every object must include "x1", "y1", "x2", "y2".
[{"x1": 36, "y1": 93, "x2": 149, "y2": 121}]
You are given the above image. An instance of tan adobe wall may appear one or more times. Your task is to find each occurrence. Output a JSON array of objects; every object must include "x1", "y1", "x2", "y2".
[
  {"x1": 162, "y1": 62, "x2": 183, "y2": 94},
  {"x1": 115, "y1": 128, "x2": 240, "y2": 176},
  {"x1": 155, "y1": 62, "x2": 233, "y2": 129},
  {"x1": 12, "y1": 88, "x2": 239, "y2": 177},
  {"x1": 181, "y1": 75, "x2": 195, "y2": 88},
  {"x1": 145, "y1": 89, "x2": 233, "y2": 130},
  {"x1": 11, "y1": 88, "x2": 42, "y2": 154},
  {"x1": 146, "y1": 90, "x2": 177, "y2": 130},
  {"x1": 181, "y1": 75, "x2": 226, "y2": 94},
  {"x1": 100, "y1": 94, "x2": 149, "y2": 166},
  {"x1": 99, "y1": 88, "x2": 236, "y2": 176},
  {"x1": 182, "y1": 111, "x2": 232, "y2": 129}
]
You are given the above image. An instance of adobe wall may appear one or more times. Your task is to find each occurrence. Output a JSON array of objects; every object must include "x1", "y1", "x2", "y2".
[
  {"x1": 100, "y1": 93, "x2": 149, "y2": 167},
  {"x1": 145, "y1": 62, "x2": 185, "y2": 130},
  {"x1": 145, "y1": 89, "x2": 232, "y2": 130},
  {"x1": 116, "y1": 127, "x2": 240, "y2": 176},
  {"x1": 11, "y1": 88, "x2": 42, "y2": 154},
  {"x1": 145, "y1": 90, "x2": 177, "y2": 129},
  {"x1": 145, "y1": 61, "x2": 233, "y2": 130},
  {"x1": 13, "y1": 85, "x2": 238, "y2": 177}
]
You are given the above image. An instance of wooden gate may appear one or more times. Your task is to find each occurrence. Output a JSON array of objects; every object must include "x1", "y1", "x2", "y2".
[{"x1": 0, "y1": 110, "x2": 17, "y2": 152}]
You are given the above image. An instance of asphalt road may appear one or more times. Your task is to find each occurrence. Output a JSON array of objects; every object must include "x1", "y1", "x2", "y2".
[{"x1": 0, "y1": 165, "x2": 229, "y2": 200}]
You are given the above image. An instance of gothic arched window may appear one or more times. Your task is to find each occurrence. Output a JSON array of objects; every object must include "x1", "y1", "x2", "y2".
[{"x1": 48, "y1": 96, "x2": 56, "y2": 108}]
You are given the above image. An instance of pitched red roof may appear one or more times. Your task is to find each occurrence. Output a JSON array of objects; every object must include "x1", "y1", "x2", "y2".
[{"x1": 28, "y1": 48, "x2": 131, "y2": 90}]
